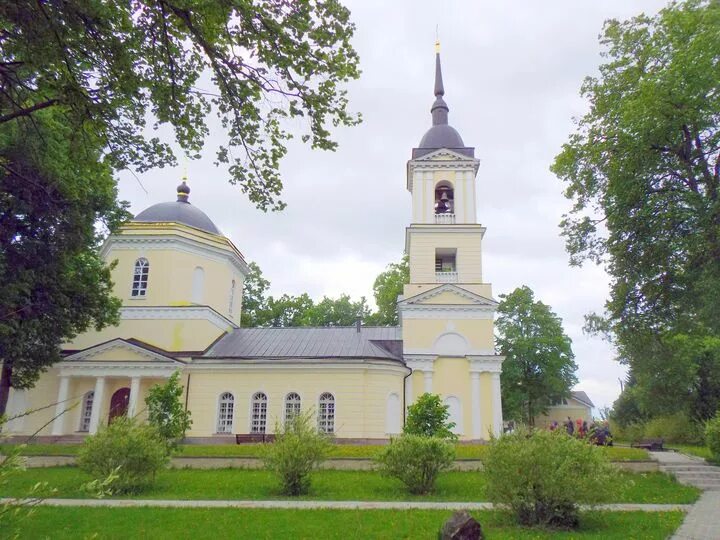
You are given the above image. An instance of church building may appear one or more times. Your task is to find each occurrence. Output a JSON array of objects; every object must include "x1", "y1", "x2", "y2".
[{"x1": 4, "y1": 49, "x2": 505, "y2": 442}]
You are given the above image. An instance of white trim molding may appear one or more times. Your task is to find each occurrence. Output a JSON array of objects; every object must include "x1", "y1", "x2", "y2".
[
  {"x1": 404, "y1": 355, "x2": 435, "y2": 372},
  {"x1": 469, "y1": 355, "x2": 505, "y2": 374},
  {"x1": 64, "y1": 338, "x2": 180, "y2": 364},
  {"x1": 120, "y1": 306, "x2": 237, "y2": 331},
  {"x1": 59, "y1": 362, "x2": 179, "y2": 378}
]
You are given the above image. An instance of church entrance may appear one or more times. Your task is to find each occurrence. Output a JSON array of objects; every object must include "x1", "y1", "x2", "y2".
[{"x1": 108, "y1": 387, "x2": 130, "y2": 423}]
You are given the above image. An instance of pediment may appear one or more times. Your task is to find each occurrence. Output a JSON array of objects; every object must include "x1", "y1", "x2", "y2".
[
  {"x1": 399, "y1": 284, "x2": 499, "y2": 308},
  {"x1": 64, "y1": 338, "x2": 180, "y2": 364},
  {"x1": 413, "y1": 148, "x2": 477, "y2": 162}
]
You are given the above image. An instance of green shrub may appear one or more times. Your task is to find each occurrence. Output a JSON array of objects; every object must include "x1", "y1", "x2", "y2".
[
  {"x1": 262, "y1": 409, "x2": 331, "y2": 496},
  {"x1": 375, "y1": 434, "x2": 455, "y2": 494},
  {"x1": 77, "y1": 416, "x2": 168, "y2": 494},
  {"x1": 145, "y1": 371, "x2": 192, "y2": 452},
  {"x1": 643, "y1": 413, "x2": 704, "y2": 445},
  {"x1": 609, "y1": 420, "x2": 644, "y2": 443},
  {"x1": 706, "y1": 414, "x2": 720, "y2": 462},
  {"x1": 404, "y1": 393, "x2": 457, "y2": 440},
  {"x1": 484, "y1": 428, "x2": 615, "y2": 528}
]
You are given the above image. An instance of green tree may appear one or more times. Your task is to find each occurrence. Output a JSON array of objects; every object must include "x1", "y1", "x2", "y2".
[
  {"x1": 1, "y1": 0, "x2": 361, "y2": 211},
  {"x1": 240, "y1": 262, "x2": 271, "y2": 328},
  {"x1": 403, "y1": 393, "x2": 456, "y2": 440},
  {"x1": 551, "y1": 0, "x2": 720, "y2": 421},
  {"x1": 367, "y1": 255, "x2": 409, "y2": 326},
  {"x1": 265, "y1": 294, "x2": 315, "y2": 327},
  {"x1": 145, "y1": 371, "x2": 192, "y2": 452},
  {"x1": 300, "y1": 294, "x2": 371, "y2": 327},
  {"x1": 0, "y1": 111, "x2": 127, "y2": 415},
  {"x1": 496, "y1": 286, "x2": 577, "y2": 426}
]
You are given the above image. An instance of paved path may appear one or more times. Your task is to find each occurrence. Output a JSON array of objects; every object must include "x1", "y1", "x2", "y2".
[
  {"x1": 0, "y1": 497, "x2": 691, "y2": 511},
  {"x1": 649, "y1": 451, "x2": 720, "y2": 540}
]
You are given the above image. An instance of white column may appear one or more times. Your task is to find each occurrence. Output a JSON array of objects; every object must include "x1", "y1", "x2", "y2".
[
  {"x1": 491, "y1": 372, "x2": 503, "y2": 436},
  {"x1": 471, "y1": 372, "x2": 482, "y2": 439},
  {"x1": 51, "y1": 376, "x2": 71, "y2": 436},
  {"x1": 423, "y1": 370, "x2": 433, "y2": 393},
  {"x1": 404, "y1": 373, "x2": 414, "y2": 409},
  {"x1": 128, "y1": 376, "x2": 141, "y2": 417},
  {"x1": 88, "y1": 377, "x2": 106, "y2": 434}
]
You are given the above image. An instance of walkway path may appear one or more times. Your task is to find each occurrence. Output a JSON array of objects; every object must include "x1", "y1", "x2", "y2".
[
  {"x1": 650, "y1": 451, "x2": 720, "y2": 540},
  {"x1": 0, "y1": 497, "x2": 691, "y2": 511}
]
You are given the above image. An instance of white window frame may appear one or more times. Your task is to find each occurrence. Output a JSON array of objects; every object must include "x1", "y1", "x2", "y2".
[
  {"x1": 284, "y1": 392, "x2": 301, "y2": 424},
  {"x1": 318, "y1": 392, "x2": 335, "y2": 434},
  {"x1": 131, "y1": 257, "x2": 150, "y2": 298},
  {"x1": 216, "y1": 392, "x2": 235, "y2": 434},
  {"x1": 228, "y1": 279, "x2": 236, "y2": 316},
  {"x1": 250, "y1": 392, "x2": 268, "y2": 434},
  {"x1": 79, "y1": 391, "x2": 94, "y2": 432},
  {"x1": 191, "y1": 266, "x2": 205, "y2": 303}
]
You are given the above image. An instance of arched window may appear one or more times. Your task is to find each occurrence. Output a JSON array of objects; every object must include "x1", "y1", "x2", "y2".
[
  {"x1": 216, "y1": 392, "x2": 235, "y2": 434},
  {"x1": 434, "y1": 182, "x2": 454, "y2": 215},
  {"x1": 131, "y1": 258, "x2": 150, "y2": 297},
  {"x1": 444, "y1": 396, "x2": 463, "y2": 435},
  {"x1": 79, "y1": 391, "x2": 94, "y2": 432},
  {"x1": 191, "y1": 266, "x2": 205, "y2": 303},
  {"x1": 251, "y1": 392, "x2": 268, "y2": 433},
  {"x1": 318, "y1": 392, "x2": 335, "y2": 434},
  {"x1": 285, "y1": 392, "x2": 301, "y2": 424},
  {"x1": 228, "y1": 279, "x2": 236, "y2": 316},
  {"x1": 386, "y1": 393, "x2": 401, "y2": 434}
]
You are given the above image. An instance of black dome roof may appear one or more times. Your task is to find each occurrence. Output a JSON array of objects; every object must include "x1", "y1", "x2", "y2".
[
  {"x1": 418, "y1": 124, "x2": 465, "y2": 149},
  {"x1": 133, "y1": 182, "x2": 221, "y2": 235}
]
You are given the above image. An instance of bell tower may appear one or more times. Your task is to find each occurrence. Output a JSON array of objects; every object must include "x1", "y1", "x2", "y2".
[{"x1": 399, "y1": 44, "x2": 504, "y2": 440}]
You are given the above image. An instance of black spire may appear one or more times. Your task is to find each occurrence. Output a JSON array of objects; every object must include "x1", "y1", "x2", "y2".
[{"x1": 431, "y1": 43, "x2": 449, "y2": 126}]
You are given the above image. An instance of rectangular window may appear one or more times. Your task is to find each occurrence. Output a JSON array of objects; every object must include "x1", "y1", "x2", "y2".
[
  {"x1": 251, "y1": 396, "x2": 267, "y2": 433},
  {"x1": 435, "y1": 248, "x2": 458, "y2": 282}
]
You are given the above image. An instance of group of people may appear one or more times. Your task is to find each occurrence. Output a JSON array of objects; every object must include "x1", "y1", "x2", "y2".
[{"x1": 549, "y1": 417, "x2": 612, "y2": 445}]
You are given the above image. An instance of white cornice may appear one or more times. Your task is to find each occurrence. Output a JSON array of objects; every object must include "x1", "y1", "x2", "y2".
[
  {"x1": 404, "y1": 355, "x2": 435, "y2": 372},
  {"x1": 400, "y1": 307, "x2": 495, "y2": 320},
  {"x1": 399, "y1": 283, "x2": 499, "y2": 308},
  {"x1": 406, "y1": 149, "x2": 480, "y2": 191},
  {"x1": 405, "y1": 348, "x2": 495, "y2": 357},
  {"x1": 187, "y1": 358, "x2": 410, "y2": 376},
  {"x1": 469, "y1": 355, "x2": 505, "y2": 373},
  {"x1": 120, "y1": 306, "x2": 237, "y2": 331},
  {"x1": 59, "y1": 362, "x2": 179, "y2": 378},
  {"x1": 102, "y1": 235, "x2": 249, "y2": 277}
]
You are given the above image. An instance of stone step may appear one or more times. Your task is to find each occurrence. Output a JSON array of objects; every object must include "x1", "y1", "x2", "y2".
[{"x1": 661, "y1": 465, "x2": 718, "y2": 473}]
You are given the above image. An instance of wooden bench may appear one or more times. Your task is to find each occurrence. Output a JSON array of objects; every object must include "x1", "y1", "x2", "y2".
[
  {"x1": 631, "y1": 438, "x2": 664, "y2": 451},
  {"x1": 235, "y1": 433, "x2": 276, "y2": 444}
]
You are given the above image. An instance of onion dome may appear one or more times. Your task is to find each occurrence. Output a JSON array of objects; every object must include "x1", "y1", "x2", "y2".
[{"x1": 134, "y1": 181, "x2": 222, "y2": 235}]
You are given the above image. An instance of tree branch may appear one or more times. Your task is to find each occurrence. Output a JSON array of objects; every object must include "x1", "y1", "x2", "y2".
[{"x1": 0, "y1": 98, "x2": 58, "y2": 123}]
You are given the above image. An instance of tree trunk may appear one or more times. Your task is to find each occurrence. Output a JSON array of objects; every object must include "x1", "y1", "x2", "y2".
[{"x1": 0, "y1": 361, "x2": 12, "y2": 417}]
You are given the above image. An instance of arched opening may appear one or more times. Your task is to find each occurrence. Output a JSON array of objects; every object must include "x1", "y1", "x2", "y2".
[
  {"x1": 191, "y1": 266, "x2": 205, "y2": 303},
  {"x1": 444, "y1": 396, "x2": 463, "y2": 435},
  {"x1": 251, "y1": 392, "x2": 268, "y2": 433},
  {"x1": 131, "y1": 258, "x2": 150, "y2": 297},
  {"x1": 108, "y1": 388, "x2": 130, "y2": 423},
  {"x1": 79, "y1": 391, "x2": 94, "y2": 432},
  {"x1": 386, "y1": 393, "x2": 401, "y2": 434},
  {"x1": 318, "y1": 392, "x2": 335, "y2": 434},
  {"x1": 285, "y1": 392, "x2": 301, "y2": 424},
  {"x1": 434, "y1": 182, "x2": 454, "y2": 215},
  {"x1": 216, "y1": 392, "x2": 235, "y2": 433}
]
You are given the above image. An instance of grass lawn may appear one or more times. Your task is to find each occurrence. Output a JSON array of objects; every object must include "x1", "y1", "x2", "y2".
[
  {"x1": 3, "y1": 508, "x2": 686, "y2": 539},
  {"x1": 1, "y1": 467, "x2": 699, "y2": 503},
  {"x1": 667, "y1": 444, "x2": 717, "y2": 463},
  {"x1": 0, "y1": 442, "x2": 650, "y2": 461}
]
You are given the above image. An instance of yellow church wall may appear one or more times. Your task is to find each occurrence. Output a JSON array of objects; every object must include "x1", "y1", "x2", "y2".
[
  {"x1": 185, "y1": 365, "x2": 405, "y2": 439},
  {"x1": 401, "y1": 319, "x2": 494, "y2": 350},
  {"x1": 5, "y1": 368, "x2": 63, "y2": 436},
  {"x1": 480, "y1": 372, "x2": 495, "y2": 439},
  {"x1": 433, "y1": 357, "x2": 471, "y2": 436},
  {"x1": 105, "y1": 247, "x2": 243, "y2": 322},
  {"x1": 66, "y1": 319, "x2": 226, "y2": 353},
  {"x1": 407, "y1": 230, "x2": 484, "y2": 284}
]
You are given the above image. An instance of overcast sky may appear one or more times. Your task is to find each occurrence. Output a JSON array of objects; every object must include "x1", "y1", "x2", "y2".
[{"x1": 117, "y1": 0, "x2": 671, "y2": 411}]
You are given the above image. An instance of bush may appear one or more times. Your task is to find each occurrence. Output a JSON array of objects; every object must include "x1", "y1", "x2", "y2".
[
  {"x1": 484, "y1": 428, "x2": 615, "y2": 528},
  {"x1": 77, "y1": 416, "x2": 168, "y2": 494},
  {"x1": 145, "y1": 371, "x2": 192, "y2": 452},
  {"x1": 262, "y1": 409, "x2": 331, "y2": 496},
  {"x1": 404, "y1": 393, "x2": 457, "y2": 440},
  {"x1": 642, "y1": 413, "x2": 704, "y2": 445},
  {"x1": 706, "y1": 414, "x2": 720, "y2": 462},
  {"x1": 375, "y1": 434, "x2": 455, "y2": 494}
]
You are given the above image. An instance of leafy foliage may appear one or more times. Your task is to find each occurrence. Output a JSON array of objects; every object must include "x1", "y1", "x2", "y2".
[
  {"x1": 145, "y1": 371, "x2": 192, "y2": 452},
  {"x1": 642, "y1": 413, "x2": 705, "y2": 445},
  {"x1": 77, "y1": 416, "x2": 169, "y2": 494},
  {"x1": 1, "y1": 0, "x2": 361, "y2": 211},
  {"x1": 484, "y1": 428, "x2": 615, "y2": 528},
  {"x1": 403, "y1": 393, "x2": 456, "y2": 440},
  {"x1": 262, "y1": 409, "x2": 331, "y2": 496},
  {"x1": 706, "y1": 413, "x2": 720, "y2": 462},
  {"x1": 0, "y1": 110, "x2": 127, "y2": 414},
  {"x1": 552, "y1": 0, "x2": 720, "y2": 422},
  {"x1": 375, "y1": 434, "x2": 455, "y2": 495},
  {"x1": 366, "y1": 255, "x2": 409, "y2": 326},
  {"x1": 496, "y1": 286, "x2": 578, "y2": 425}
]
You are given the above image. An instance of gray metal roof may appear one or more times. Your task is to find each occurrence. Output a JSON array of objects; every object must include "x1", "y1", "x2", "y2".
[
  {"x1": 204, "y1": 326, "x2": 402, "y2": 360},
  {"x1": 134, "y1": 182, "x2": 222, "y2": 235},
  {"x1": 571, "y1": 391, "x2": 595, "y2": 408}
]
